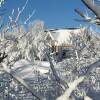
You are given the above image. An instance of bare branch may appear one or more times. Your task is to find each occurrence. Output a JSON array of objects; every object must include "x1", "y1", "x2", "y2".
[
  {"x1": 0, "y1": 52, "x2": 7, "y2": 63},
  {"x1": 75, "y1": 9, "x2": 86, "y2": 18}
]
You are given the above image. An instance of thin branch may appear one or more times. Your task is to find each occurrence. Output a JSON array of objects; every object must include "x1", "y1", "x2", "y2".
[
  {"x1": 75, "y1": 9, "x2": 86, "y2": 18},
  {"x1": 24, "y1": 9, "x2": 36, "y2": 24},
  {"x1": 15, "y1": 0, "x2": 29, "y2": 22},
  {"x1": 12, "y1": 9, "x2": 15, "y2": 16}
]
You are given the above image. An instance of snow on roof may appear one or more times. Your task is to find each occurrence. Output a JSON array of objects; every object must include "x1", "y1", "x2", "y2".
[{"x1": 47, "y1": 28, "x2": 85, "y2": 45}]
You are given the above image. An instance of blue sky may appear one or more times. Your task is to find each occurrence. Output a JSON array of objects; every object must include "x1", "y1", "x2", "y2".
[{"x1": 2, "y1": 0, "x2": 90, "y2": 28}]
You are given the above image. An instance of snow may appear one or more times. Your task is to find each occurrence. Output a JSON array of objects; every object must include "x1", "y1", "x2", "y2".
[
  {"x1": 84, "y1": 96, "x2": 93, "y2": 100},
  {"x1": 49, "y1": 28, "x2": 84, "y2": 45},
  {"x1": 11, "y1": 59, "x2": 50, "y2": 79},
  {"x1": 34, "y1": 60, "x2": 50, "y2": 67}
]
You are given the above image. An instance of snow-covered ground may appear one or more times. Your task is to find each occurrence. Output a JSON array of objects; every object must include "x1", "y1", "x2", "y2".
[{"x1": 11, "y1": 59, "x2": 50, "y2": 79}]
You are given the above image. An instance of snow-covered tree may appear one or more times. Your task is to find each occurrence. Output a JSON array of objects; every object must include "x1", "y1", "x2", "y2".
[{"x1": 0, "y1": 0, "x2": 100, "y2": 100}]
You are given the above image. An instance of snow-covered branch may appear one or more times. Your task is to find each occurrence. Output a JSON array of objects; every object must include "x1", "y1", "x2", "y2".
[
  {"x1": 82, "y1": 0, "x2": 100, "y2": 19},
  {"x1": 1, "y1": 63, "x2": 42, "y2": 100},
  {"x1": 46, "y1": 53, "x2": 69, "y2": 90},
  {"x1": 56, "y1": 76, "x2": 85, "y2": 100}
]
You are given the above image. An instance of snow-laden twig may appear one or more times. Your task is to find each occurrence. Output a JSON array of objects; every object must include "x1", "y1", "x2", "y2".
[
  {"x1": 24, "y1": 9, "x2": 36, "y2": 24},
  {"x1": 15, "y1": 0, "x2": 29, "y2": 22},
  {"x1": 12, "y1": 9, "x2": 15, "y2": 16}
]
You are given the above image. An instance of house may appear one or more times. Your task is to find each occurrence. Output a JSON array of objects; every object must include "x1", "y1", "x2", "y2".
[{"x1": 45, "y1": 27, "x2": 86, "y2": 61}]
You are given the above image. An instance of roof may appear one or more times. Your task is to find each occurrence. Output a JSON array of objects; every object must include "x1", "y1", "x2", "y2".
[{"x1": 46, "y1": 28, "x2": 85, "y2": 45}]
